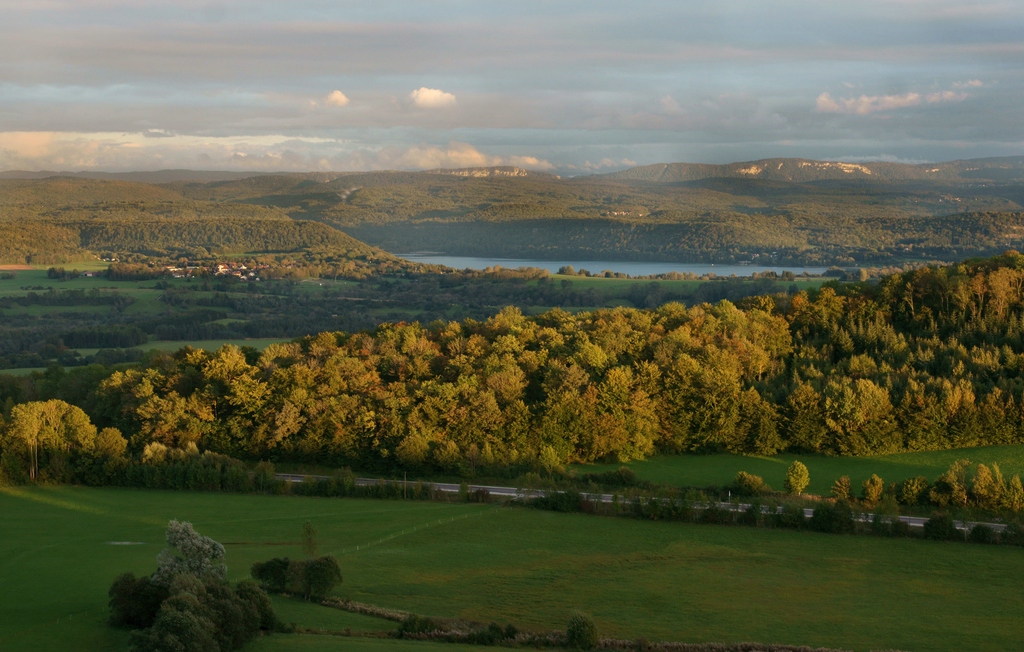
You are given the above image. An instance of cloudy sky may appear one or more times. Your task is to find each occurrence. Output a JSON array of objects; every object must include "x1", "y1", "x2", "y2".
[{"x1": 1, "y1": 0, "x2": 1022, "y2": 173}]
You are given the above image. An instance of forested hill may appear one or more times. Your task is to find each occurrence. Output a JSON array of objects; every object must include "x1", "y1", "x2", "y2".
[
  {"x1": 0, "y1": 177, "x2": 401, "y2": 269},
  {"x1": 604, "y1": 157, "x2": 1024, "y2": 184},
  {"x1": 6, "y1": 161, "x2": 1024, "y2": 266},
  {"x1": 12, "y1": 252, "x2": 1024, "y2": 472}
]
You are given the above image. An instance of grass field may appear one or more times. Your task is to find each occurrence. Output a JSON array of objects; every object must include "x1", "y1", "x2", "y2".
[
  {"x1": 576, "y1": 445, "x2": 1024, "y2": 495},
  {"x1": 2, "y1": 486, "x2": 1023, "y2": 652},
  {"x1": 252, "y1": 636, "x2": 472, "y2": 652}
]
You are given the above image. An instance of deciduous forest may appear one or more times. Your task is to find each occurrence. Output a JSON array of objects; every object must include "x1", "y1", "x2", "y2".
[{"x1": 8, "y1": 253, "x2": 1024, "y2": 483}]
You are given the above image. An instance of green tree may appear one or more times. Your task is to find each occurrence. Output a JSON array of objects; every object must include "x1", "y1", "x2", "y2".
[
  {"x1": 784, "y1": 460, "x2": 810, "y2": 495},
  {"x1": 298, "y1": 556, "x2": 342, "y2": 601}
]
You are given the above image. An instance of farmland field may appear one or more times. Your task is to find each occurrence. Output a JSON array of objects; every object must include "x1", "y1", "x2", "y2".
[
  {"x1": 576, "y1": 445, "x2": 1024, "y2": 495},
  {"x1": 2, "y1": 486, "x2": 1023, "y2": 652}
]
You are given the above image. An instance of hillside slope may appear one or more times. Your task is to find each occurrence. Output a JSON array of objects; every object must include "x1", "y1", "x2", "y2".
[{"x1": 604, "y1": 157, "x2": 1024, "y2": 183}]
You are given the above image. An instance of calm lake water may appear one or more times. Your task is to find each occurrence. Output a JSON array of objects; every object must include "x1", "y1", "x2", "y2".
[{"x1": 398, "y1": 254, "x2": 828, "y2": 277}]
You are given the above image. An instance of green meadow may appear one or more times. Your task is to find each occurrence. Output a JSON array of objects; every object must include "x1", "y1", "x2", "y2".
[
  {"x1": 2, "y1": 486, "x2": 1023, "y2": 652},
  {"x1": 576, "y1": 445, "x2": 1024, "y2": 495}
]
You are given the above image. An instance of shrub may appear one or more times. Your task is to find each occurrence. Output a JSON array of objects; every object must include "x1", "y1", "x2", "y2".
[
  {"x1": 533, "y1": 491, "x2": 583, "y2": 513},
  {"x1": 399, "y1": 614, "x2": 440, "y2": 635},
  {"x1": 108, "y1": 572, "x2": 169, "y2": 628},
  {"x1": 251, "y1": 557, "x2": 291, "y2": 593},
  {"x1": 738, "y1": 499, "x2": 763, "y2": 526},
  {"x1": 898, "y1": 476, "x2": 929, "y2": 505},
  {"x1": 299, "y1": 555, "x2": 343, "y2": 601},
  {"x1": 929, "y1": 460, "x2": 970, "y2": 507},
  {"x1": 699, "y1": 502, "x2": 732, "y2": 525},
  {"x1": 1001, "y1": 521, "x2": 1024, "y2": 546},
  {"x1": 830, "y1": 476, "x2": 851, "y2": 500},
  {"x1": 968, "y1": 524, "x2": 998, "y2": 545},
  {"x1": 733, "y1": 471, "x2": 766, "y2": 495},
  {"x1": 773, "y1": 503, "x2": 806, "y2": 529},
  {"x1": 861, "y1": 474, "x2": 884, "y2": 506},
  {"x1": 924, "y1": 513, "x2": 963, "y2": 541},
  {"x1": 809, "y1": 501, "x2": 855, "y2": 534},
  {"x1": 253, "y1": 461, "x2": 276, "y2": 493},
  {"x1": 235, "y1": 580, "x2": 281, "y2": 631},
  {"x1": 566, "y1": 611, "x2": 599, "y2": 650},
  {"x1": 784, "y1": 461, "x2": 809, "y2": 495}
]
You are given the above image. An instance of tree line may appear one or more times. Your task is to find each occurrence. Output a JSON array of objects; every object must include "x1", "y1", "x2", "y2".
[{"x1": 7, "y1": 253, "x2": 1024, "y2": 477}]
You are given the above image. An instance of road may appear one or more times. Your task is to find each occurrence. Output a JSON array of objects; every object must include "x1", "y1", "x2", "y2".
[{"x1": 275, "y1": 473, "x2": 1007, "y2": 533}]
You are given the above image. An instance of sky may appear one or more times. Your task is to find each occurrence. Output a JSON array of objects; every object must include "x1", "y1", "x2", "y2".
[{"x1": 0, "y1": 0, "x2": 1022, "y2": 174}]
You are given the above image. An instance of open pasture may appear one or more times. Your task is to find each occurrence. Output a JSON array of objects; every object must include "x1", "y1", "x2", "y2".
[
  {"x1": 576, "y1": 445, "x2": 1024, "y2": 495},
  {"x1": 2, "y1": 486, "x2": 1023, "y2": 652}
]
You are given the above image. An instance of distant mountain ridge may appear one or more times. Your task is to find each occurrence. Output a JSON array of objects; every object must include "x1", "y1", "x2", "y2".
[
  {"x1": 5, "y1": 158, "x2": 1024, "y2": 184},
  {"x1": 0, "y1": 169, "x2": 274, "y2": 183},
  {"x1": 603, "y1": 157, "x2": 1024, "y2": 183}
]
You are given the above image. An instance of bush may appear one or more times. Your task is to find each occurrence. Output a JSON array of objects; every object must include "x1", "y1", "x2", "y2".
[
  {"x1": 924, "y1": 513, "x2": 963, "y2": 541},
  {"x1": 733, "y1": 471, "x2": 766, "y2": 495},
  {"x1": 108, "y1": 572, "x2": 169, "y2": 628},
  {"x1": 399, "y1": 614, "x2": 440, "y2": 635},
  {"x1": 773, "y1": 503, "x2": 806, "y2": 529},
  {"x1": 898, "y1": 476, "x2": 929, "y2": 505},
  {"x1": 830, "y1": 476, "x2": 851, "y2": 500},
  {"x1": 533, "y1": 491, "x2": 583, "y2": 513},
  {"x1": 126, "y1": 575, "x2": 276, "y2": 652},
  {"x1": 809, "y1": 501, "x2": 855, "y2": 534},
  {"x1": 566, "y1": 611, "x2": 599, "y2": 650},
  {"x1": 299, "y1": 555, "x2": 343, "y2": 601},
  {"x1": 861, "y1": 474, "x2": 884, "y2": 506},
  {"x1": 235, "y1": 580, "x2": 282, "y2": 631},
  {"x1": 251, "y1": 557, "x2": 291, "y2": 593},
  {"x1": 968, "y1": 524, "x2": 998, "y2": 545},
  {"x1": 698, "y1": 500, "x2": 732, "y2": 524},
  {"x1": 784, "y1": 461, "x2": 809, "y2": 495},
  {"x1": 253, "y1": 461, "x2": 276, "y2": 493},
  {"x1": 1002, "y1": 521, "x2": 1024, "y2": 546}
]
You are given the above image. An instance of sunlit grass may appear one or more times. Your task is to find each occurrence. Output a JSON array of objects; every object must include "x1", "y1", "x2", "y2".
[{"x1": 1, "y1": 486, "x2": 1023, "y2": 651}]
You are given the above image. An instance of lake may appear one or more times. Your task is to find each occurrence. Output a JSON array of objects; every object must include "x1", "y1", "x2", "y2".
[{"x1": 397, "y1": 254, "x2": 828, "y2": 277}]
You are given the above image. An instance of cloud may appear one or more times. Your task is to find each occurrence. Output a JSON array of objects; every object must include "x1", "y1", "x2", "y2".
[
  {"x1": 381, "y1": 141, "x2": 550, "y2": 170},
  {"x1": 324, "y1": 90, "x2": 350, "y2": 107},
  {"x1": 564, "y1": 158, "x2": 639, "y2": 172},
  {"x1": 816, "y1": 91, "x2": 921, "y2": 114},
  {"x1": 409, "y1": 87, "x2": 457, "y2": 109},
  {"x1": 953, "y1": 79, "x2": 984, "y2": 88},
  {"x1": 0, "y1": 131, "x2": 552, "y2": 173},
  {"x1": 926, "y1": 90, "x2": 968, "y2": 103}
]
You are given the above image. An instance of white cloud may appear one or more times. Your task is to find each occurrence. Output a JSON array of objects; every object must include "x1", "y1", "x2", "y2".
[
  {"x1": 817, "y1": 86, "x2": 970, "y2": 115},
  {"x1": 409, "y1": 87, "x2": 457, "y2": 109},
  {"x1": 926, "y1": 90, "x2": 968, "y2": 103},
  {"x1": 953, "y1": 79, "x2": 984, "y2": 88},
  {"x1": 383, "y1": 141, "x2": 550, "y2": 170},
  {"x1": 324, "y1": 90, "x2": 350, "y2": 107},
  {"x1": 816, "y1": 91, "x2": 921, "y2": 114},
  {"x1": 0, "y1": 132, "x2": 552, "y2": 173}
]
